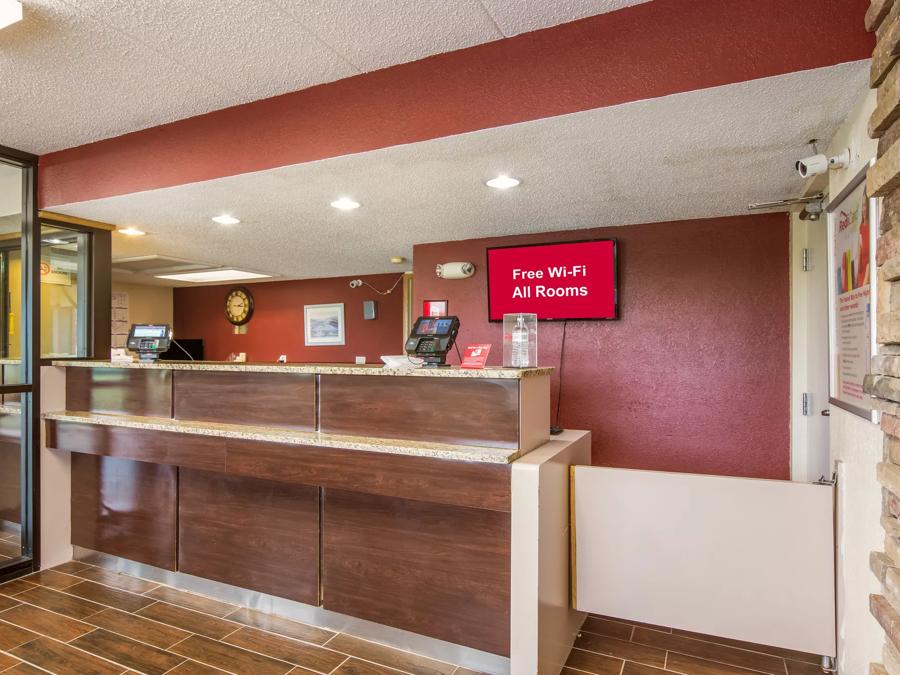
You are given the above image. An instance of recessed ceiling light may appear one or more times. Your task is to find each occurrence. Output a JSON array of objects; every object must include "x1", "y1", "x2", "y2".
[
  {"x1": 390, "y1": 256, "x2": 406, "y2": 264},
  {"x1": 155, "y1": 269, "x2": 272, "y2": 283},
  {"x1": 117, "y1": 227, "x2": 146, "y2": 236},
  {"x1": 212, "y1": 215, "x2": 240, "y2": 225},
  {"x1": 0, "y1": 0, "x2": 23, "y2": 31},
  {"x1": 486, "y1": 175, "x2": 520, "y2": 190},
  {"x1": 330, "y1": 197, "x2": 360, "y2": 211}
]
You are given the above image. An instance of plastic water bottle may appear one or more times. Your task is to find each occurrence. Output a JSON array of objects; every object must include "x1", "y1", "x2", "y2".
[{"x1": 511, "y1": 314, "x2": 529, "y2": 368}]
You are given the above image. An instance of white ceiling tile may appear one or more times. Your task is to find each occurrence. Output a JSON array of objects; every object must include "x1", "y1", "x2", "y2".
[
  {"x1": 73, "y1": 0, "x2": 359, "y2": 103},
  {"x1": 0, "y1": 0, "x2": 236, "y2": 151},
  {"x1": 53, "y1": 62, "x2": 869, "y2": 287},
  {"x1": 251, "y1": 0, "x2": 502, "y2": 72},
  {"x1": 479, "y1": 0, "x2": 652, "y2": 37}
]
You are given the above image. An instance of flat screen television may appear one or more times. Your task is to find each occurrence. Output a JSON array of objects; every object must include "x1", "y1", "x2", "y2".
[{"x1": 486, "y1": 239, "x2": 618, "y2": 321}]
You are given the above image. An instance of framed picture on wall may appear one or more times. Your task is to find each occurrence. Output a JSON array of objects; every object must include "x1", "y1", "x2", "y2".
[
  {"x1": 304, "y1": 303, "x2": 345, "y2": 346},
  {"x1": 826, "y1": 161, "x2": 878, "y2": 422}
]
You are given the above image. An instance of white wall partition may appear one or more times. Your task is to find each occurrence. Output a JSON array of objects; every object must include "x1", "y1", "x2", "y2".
[{"x1": 573, "y1": 466, "x2": 836, "y2": 657}]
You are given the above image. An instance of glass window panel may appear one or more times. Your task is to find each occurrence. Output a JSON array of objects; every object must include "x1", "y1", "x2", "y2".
[
  {"x1": 40, "y1": 226, "x2": 89, "y2": 358},
  {"x1": 0, "y1": 165, "x2": 24, "y2": 398},
  {"x1": 0, "y1": 160, "x2": 25, "y2": 561}
]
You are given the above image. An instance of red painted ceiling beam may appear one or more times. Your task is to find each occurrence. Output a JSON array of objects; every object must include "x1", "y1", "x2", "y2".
[{"x1": 39, "y1": 0, "x2": 872, "y2": 208}]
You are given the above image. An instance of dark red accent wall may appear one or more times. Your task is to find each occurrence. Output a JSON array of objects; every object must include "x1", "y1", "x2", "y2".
[
  {"x1": 38, "y1": 0, "x2": 871, "y2": 208},
  {"x1": 173, "y1": 273, "x2": 405, "y2": 363},
  {"x1": 414, "y1": 215, "x2": 790, "y2": 479}
]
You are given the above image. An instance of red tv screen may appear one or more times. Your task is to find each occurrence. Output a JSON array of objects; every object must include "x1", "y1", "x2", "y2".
[{"x1": 486, "y1": 239, "x2": 618, "y2": 321}]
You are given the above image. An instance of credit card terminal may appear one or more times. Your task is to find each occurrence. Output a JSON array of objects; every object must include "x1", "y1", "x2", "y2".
[
  {"x1": 404, "y1": 316, "x2": 460, "y2": 367},
  {"x1": 126, "y1": 324, "x2": 173, "y2": 362}
]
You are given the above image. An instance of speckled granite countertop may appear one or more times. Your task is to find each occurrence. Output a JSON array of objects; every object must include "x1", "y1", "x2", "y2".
[
  {"x1": 43, "y1": 411, "x2": 519, "y2": 464},
  {"x1": 50, "y1": 360, "x2": 552, "y2": 379}
]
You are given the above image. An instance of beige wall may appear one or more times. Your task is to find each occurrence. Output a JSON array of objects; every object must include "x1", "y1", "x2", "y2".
[
  {"x1": 112, "y1": 281, "x2": 173, "y2": 326},
  {"x1": 825, "y1": 88, "x2": 883, "y2": 675}
]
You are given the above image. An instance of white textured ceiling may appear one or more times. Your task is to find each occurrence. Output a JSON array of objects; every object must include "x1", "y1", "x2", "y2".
[
  {"x1": 53, "y1": 61, "x2": 869, "y2": 287},
  {"x1": 0, "y1": 164, "x2": 22, "y2": 218},
  {"x1": 0, "y1": 0, "x2": 649, "y2": 155}
]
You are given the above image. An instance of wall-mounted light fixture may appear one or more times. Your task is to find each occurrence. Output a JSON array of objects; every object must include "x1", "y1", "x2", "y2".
[{"x1": 435, "y1": 262, "x2": 475, "y2": 279}]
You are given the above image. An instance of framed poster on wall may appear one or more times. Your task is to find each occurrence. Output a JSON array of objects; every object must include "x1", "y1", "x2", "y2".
[
  {"x1": 826, "y1": 162, "x2": 878, "y2": 421},
  {"x1": 304, "y1": 303, "x2": 345, "y2": 346}
]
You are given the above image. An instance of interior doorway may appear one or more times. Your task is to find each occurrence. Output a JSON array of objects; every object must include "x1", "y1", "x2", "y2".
[
  {"x1": 0, "y1": 144, "x2": 40, "y2": 580},
  {"x1": 791, "y1": 211, "x2": 831, "y2": 482}
]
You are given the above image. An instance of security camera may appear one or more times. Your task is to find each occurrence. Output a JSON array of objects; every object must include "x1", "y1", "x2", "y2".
[
  {"x1": 829, "y1": 148, "x2": 851, "y2": 170},
  {"x1": 796, "y1": 154, "x2": 829, "y2": 178},
  {"x1": 796, "y1": 148, "x2": 851, "y2": 178}
]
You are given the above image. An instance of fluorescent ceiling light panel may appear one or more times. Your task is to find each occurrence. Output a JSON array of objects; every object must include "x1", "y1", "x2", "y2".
[
  {"x1": 486, "y1": 174, "x2": 520, "y2": 189},
  {"x1": 155, "y1": 269, "x2": 272, "y2": 283},
  {"x1": 0, "y1": 0, "x2": 22, "y2": 30},
  {"x1": 330, "y1": 197, "x2": 360, "y2": 210},
  {"x1": 118, "y1": 227, "x2": 146, "y2": 236},
  {"x1": 212, "y1": 215, "x2": 240, "y2": 225}
]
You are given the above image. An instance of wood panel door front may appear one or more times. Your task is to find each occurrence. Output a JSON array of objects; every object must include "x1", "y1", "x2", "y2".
[
  {"x1": 71, "y1": 454, "x2": 177, "y2": 570},
  {"x1": 179, "y1": 469, "x2": 320, "y2": 605},
  {"x1": 322, "y1": 489, "x2": 511, "y2": 655},
  {"x1": 0, "y1": 412, "x2": 20, "y2": 524}
]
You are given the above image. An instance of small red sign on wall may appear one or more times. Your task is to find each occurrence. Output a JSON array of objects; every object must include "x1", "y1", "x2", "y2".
[{"x1": 423, "y1": 300, "x2": 448, "y2": 317}]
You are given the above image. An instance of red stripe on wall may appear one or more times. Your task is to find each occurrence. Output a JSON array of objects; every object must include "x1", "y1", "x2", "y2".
[
  {"x1": 413, "y1": 214, "x2": 791, "y2": 479},
  {"x1": 39, "y1": 0, "x2": 871, "y2": 208}
]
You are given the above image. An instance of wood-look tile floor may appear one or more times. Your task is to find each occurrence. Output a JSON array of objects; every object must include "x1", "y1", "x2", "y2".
[
  {"x1": 565, "y1": 615, "x2": 826, "y2": 675},
  {"x1": 0, "y1": 530, "x2": 21, "y2": 563},
  {"x1": 0, "y1": 561, "x2": 826, "y2": 675}
]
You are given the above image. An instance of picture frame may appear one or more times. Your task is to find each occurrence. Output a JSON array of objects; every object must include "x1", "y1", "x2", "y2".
[
  {"x1": 304, "y1": 303, "x2": 345, "y2": 346},
  {"x1": 423, "y1": 300, "x2": 448, "y2": 317},
  {"x1": 826, "y1": 161, "x2": 878, "y2": 422}
]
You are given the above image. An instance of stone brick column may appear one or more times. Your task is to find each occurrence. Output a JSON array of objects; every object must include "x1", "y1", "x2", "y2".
[{"x1": 864, "y1": 1, "x2": 900, "y2": 673}]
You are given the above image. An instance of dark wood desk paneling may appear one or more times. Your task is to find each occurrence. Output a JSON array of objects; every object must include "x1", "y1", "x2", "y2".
[
  {"x1": 322, "y1": 489, "x2": 511, "y2": 656},
  {"x1": 179, "y1": 470, "x2": 319, "y2": 604},
  {"x1": 47, "y1": 421, "x2": 226, "y2": 473},
  {"x1": 66, "y1": 368, "x2": 173, "y2": 417},
  {"x1": 319, "y1": 375, "x2": 519, "y2": 448},
  {"x1": 0, "y1": 440, "x2": 19, "y2": 525},
  {"x1": 71, "y1": 454, "x2": 177, "y2": 570},
  {"x1": 225, "y1": 439, "x2": 511, "y2": 512},
  {"x1": 0, "y1": 413, "x2": 20, "y2": 524},
  {"x1": 174, "y1": 371, "x2": 316, "y2": 430},
  {"x1": 47, "y1": 420, "x2": 510, "y2": 512}
]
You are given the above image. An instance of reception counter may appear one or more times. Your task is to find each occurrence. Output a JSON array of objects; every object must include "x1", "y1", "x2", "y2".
[{"x1": 42, "y1": 360, "x2": 589, "y2": 674}]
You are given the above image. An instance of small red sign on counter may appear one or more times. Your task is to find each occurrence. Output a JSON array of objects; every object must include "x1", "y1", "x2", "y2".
[{"x1": 460, "y1": 343, "x2": 492, "y2": 369}]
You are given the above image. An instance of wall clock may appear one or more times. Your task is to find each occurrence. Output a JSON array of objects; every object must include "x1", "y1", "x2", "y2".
[{"x1": 225, "y1": 286, "x2": 254, "y2": 326}]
